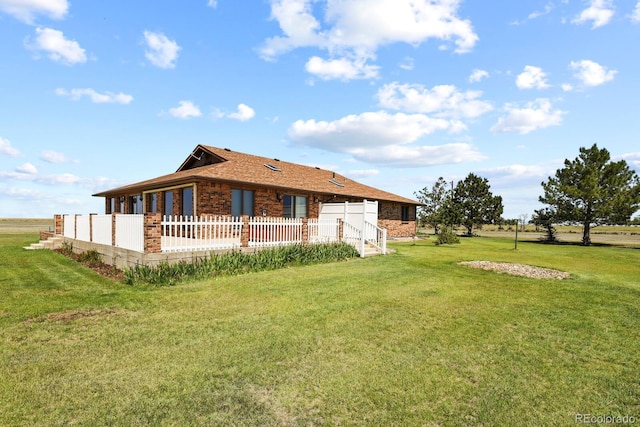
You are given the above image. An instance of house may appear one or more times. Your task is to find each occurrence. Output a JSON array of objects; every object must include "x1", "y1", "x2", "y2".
[{"x1": 93, "y1": 145, "x2": 421, "y2": 238}]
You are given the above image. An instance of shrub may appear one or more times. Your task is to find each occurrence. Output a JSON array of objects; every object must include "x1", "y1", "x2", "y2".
[
  {"x1": 59, "y1": 241, "x2": 74, "y2": 257},
  {"x1": 435, "y1": 227, "x2": 460, "y2": 246},
  {"x1": 76, "y1": 250, "x2": 104, "y2": 268},
  {"x1": 124, "y1": 242, "x2": 359, "y2": 286}
]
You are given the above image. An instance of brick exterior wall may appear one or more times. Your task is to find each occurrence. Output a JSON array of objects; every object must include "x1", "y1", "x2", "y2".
[{"x1": 102, "y1": 180, "x2": 417, "y2": 238}]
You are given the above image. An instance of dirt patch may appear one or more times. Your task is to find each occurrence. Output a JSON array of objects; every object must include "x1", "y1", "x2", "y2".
[
  {"x1": 54, "y1": 248, "x2": 125, "y2": 281},
  {"x1": 25, "y1": 308, "x2": 126, "y2": 324},
  {"x1": 459, "y1": 261, "x2": 570, "y2": 280}
]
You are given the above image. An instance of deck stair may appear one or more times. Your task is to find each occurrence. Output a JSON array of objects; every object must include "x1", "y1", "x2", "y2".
[{"x1": 23, "y1": 236, "x2": 63, "y2": 251}]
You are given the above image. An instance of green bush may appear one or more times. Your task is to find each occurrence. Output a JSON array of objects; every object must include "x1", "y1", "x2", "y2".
[
  {"x1": 124, "y1": 242, "x2": 359, "y2": 286},
  {"x1": 435, "y1": 227, "x2": 460, "y2": 245},
  {"x1": 76, "y1": 250, "x2": 103, "y2": 268}
]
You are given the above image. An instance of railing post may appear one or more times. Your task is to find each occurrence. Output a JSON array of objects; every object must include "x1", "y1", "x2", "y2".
[
  {"x1": 381, "y1": 228, "x2": 387, "y2": 255},
  {"x1": 337, "y1": 218, "x2": 344, "y2": 242},
  {"x1": 302, "y1": 217, "x2": 309, "y2": 244},
  {"x1": 89, "y1": 213, "x2": 96, "y2": 242},
  {"x1": 111, "y1": 213, "x2": 117, "y2": 246},
  {"x1": 241, "y1": 215, "x2": 250, "y2": 248},
  {"x1": 54, "y1": 214, "x2": 62, "y2": 235},
  {"x1": 360, "y1": 223, "x2": 366, "y2": 258},
  {"x1": 74, "y1": 214, "x2": 80, "y2": 239},
  {"x1": 144, "y1": 212, "x2": 162, "y2": 254}
]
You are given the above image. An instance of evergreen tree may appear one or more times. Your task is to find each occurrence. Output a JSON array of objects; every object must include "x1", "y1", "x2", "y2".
[{"x1": 539, "y1": 144, "x2": 640, "y2": 245}]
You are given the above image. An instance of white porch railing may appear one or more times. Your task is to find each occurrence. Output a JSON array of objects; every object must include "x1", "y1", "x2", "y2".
[
  {"x1": 248, "y1": 217, "x2": 303, "y2": 248},
  {"x1": 162, "y1": 215, "x2": 242, "y2": 253},
  {"x1": 308, "y1": 218, "x2": 340, "y2": 243},
  {"x1": 364, "y1": 221, "x2": 387, "y2": 255},
  {"x1": 58, "y1": 214, "x2": 386, "y2": 256}
]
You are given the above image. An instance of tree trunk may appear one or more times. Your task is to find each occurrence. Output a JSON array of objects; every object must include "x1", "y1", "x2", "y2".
[
  {"x1": 582, "y1": 221, "x2": 591, "y2": 246},
  {"x1": 466, "y1": 224, "x2": 473, "y2": 236}
]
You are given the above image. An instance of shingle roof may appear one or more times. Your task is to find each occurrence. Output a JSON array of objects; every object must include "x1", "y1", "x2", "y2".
[{"x1": 93, "y1": 145, "x2": 421, "y2": 205}]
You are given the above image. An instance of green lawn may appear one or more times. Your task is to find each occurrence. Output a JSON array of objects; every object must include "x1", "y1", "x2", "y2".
[{"x1": 1, "y1": 232, "x2": 639, "y2": 426}]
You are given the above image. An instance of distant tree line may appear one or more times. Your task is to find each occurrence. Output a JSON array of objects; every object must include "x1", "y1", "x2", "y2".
[{"x1": 415, "y1": 144, "x2": 640, "y2": 246}]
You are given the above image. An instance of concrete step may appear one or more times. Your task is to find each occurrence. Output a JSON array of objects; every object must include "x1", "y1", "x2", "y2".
[{"x1": 23, "y1": 236, "x2": 63, "y2": 251}]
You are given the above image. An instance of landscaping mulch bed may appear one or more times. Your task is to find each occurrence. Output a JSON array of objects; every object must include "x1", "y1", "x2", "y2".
[{"x1": 459, "y1": 261, "x2": 570, "y2": 279}]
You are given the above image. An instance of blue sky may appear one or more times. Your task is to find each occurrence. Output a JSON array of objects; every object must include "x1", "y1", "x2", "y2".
[{"x1": 1, "y1": 0, "x2": 639, "y2": 219}]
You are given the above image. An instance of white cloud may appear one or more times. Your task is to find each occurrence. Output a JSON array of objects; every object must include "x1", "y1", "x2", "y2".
[
  {"x1": 376, "y1": 82, "x2": 493, "y2": 119},
  {"x1": 561, "y1": 83, "x2": 574, "y2": 92},
  {"x1": 0, "y1": 0, "x2": 68, "y2": 24},
  {"x1": 40, "y1": 150, "x2": 73, "y2": 163},
  {"x1": 305, "y1": 56, "x2": 380, "y2": 81},
  {"x1": 468, "y1": 69, "x2": 489, "y2": 83},
  {"x1": 480, "y1": 164, "x2": 547, "y2": 181},
  {"x1": 16, "y1": 162, "x2": 37, "y2": 174},
  {"x1": 516, "y1": 65, "x2": 550, "y2": 89},
  {"x1": 28, "y1": 27, "x2": 87, "y2": 65},
  {"x1": 528, "y1": 3, "x2": 555, "y2": 20},
  {"x1": 55, "y1": 88, "x2": 133, "y2": 104},
  {"x1": 490, "y1": 98, "x2": 566, "y2": 135},
  {"x1": 349, "y1": 143, "x2": 486, "y2": 167},
  {"x1": 207, "y1": 0, "x2": 217, "y2": 8},
  {"x1": 346, "y1": 169, "x2": 379, "y2": 179},
  {"x1": 633, "y1": 2, "x2": 640, "y2": 22},
  {"x1": 289, "y1": 111, "x2": 465, "y2": 151},
  {"x1": 227, "y1": 104, "x2": 256, "y2": 121},
  {"x1": 143, "y1": 31, "x2": 181, "y2": 69},
  {"x1": 0, "y1": 137, "x2": 20, "y2": 157},
  {"x1": 399, "y1": 57, "x2": 414, "y2": 71},
  {"x1": 287, "y1": 110, "x2": 480, "y2": 167},
  {"x1": 569, "y1": 59, "x2": 617, "y2": 87},
  {"x1": 260, "y1": 0, "x2": 478, "y2": 79},
  {"x1": 168, "y1": 101, "x2": 202, "y2": 119},
  {"x1": 614, "y1": 152, "x2": 640, "y2": 170},
  {"x1": 572, "y1": 0, "x2": 614, "y2": 28}
]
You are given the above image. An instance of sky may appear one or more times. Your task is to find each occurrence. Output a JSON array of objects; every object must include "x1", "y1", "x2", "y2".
[{"x1": 1, "y1": 0, "x2": 639, "y2": 220}]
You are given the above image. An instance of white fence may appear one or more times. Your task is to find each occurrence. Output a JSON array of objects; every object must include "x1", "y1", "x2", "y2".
[
  {"x1": 60, "y1": 213, "x2": 384, "y2": 256},
  {"x1": 115, "y1": 215, "x2": 144, "y2": 252},
  {"x1": 162, "y1": 215, "x2": 242, "y2": 253},
  {"x1": 308, "y1": 218, "x2": 340, "y2": 243},
  {"x1": 61, "y1": 214, "x2": 144, "y2": 252}
]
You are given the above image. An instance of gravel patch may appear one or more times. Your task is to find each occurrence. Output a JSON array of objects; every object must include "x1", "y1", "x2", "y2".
[{"x1": 459, "y1": 261, "x2": 570, "y2": 280}]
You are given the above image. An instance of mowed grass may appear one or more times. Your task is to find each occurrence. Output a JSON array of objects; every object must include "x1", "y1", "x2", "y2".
[{"x1": 1, "y1": 231, "x2": 639, "y2": 426}]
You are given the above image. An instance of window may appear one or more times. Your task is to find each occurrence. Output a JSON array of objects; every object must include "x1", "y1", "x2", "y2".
[
  {"x1": 182, "y1": 187, "x2": 193, "y2": 217},
  {"x1": 283, "y1": 195, "x2": 307, "y2": 218},
  {"x1": 130, "y1": 195, "x2": 143, "y2": 214},
  {"x1": 401, "y1": 205, "x2": 410, "y2": 222},
  {"x1": 164, "y1": 191, "x2": 173, "y2": 217},
  {"x1": 231, "y1": 189, "x2": 254, "y2": 217},
  {"x1": 146, "y1": 193, "x2": 157, "y2": 213},
  {"x1": 109, "y1": 197, "x2": 115, "y2": 214}
]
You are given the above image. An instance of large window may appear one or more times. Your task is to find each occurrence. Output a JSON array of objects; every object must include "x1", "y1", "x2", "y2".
[
  {"x1": 182, "y1": 187, "x2": 193, "y2": 217},
  {"x1": 109, "y1": 197, "x2": 115, "y2": 214},
  {"x1": 164, "y1": 191, "x2": 173, "y2": 217},
  {"x1": 146, "y1": 193, "x2": 157, "y2": 213},
  {"x1": 401, "y1": 205, "x2": 410, "y2": 222},
  {"x1": 231, "y1": 189, "x2": 254, "y2": 217},
  {"x1": 130, "y1": 195, "x2": 143, "y2": 214},
  {"x1": 283, "y1": 195, "x2": 307, "y2": 218}
]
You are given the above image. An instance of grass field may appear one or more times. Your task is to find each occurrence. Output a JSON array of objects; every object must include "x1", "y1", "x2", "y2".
[{"x1": 1, "y1": 223, "x2": 639, "y2": 426}]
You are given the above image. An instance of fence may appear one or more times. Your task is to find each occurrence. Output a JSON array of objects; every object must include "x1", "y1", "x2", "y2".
[
  {"x1": 57, "y1": 213, "x2": 384, "y2": 257},
  {"x1": 162, "y1": 215, "x2": 242, "y2": 252}
]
